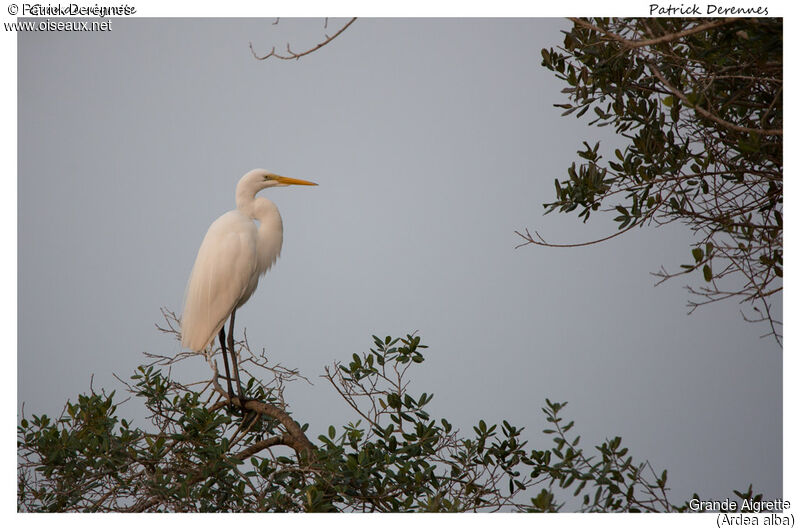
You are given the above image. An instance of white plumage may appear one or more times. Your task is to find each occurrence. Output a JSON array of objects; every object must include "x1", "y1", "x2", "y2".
[{"x1": 181, "y1": 169, "x2": 316, "y2": 353}]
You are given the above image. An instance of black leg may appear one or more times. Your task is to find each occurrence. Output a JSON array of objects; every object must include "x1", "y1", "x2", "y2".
[
  {"x1": 227, "y1": 309, "x2": 248, "y2": 412},
  {"x1": 219, "y1": 327, "x2": 235, "y2": 413}
]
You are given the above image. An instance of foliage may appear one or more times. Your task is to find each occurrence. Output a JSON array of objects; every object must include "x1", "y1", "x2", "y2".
[
  {"x1": 519, "y1": 18, "x2": 782, "y2": 343},
  {"x1": 18, "y1": 314, "x2": 759, "y2": 512}
]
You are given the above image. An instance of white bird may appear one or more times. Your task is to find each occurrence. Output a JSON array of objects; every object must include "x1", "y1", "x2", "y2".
[{"x1": 181, "y1": 169, "x2": 317, "y2": 408}]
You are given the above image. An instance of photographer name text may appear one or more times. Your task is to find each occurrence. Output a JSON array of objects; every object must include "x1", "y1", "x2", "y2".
[
  {"x1": 649, "y1": 3, "x2": 769, "y2": 15},
  {"x1": 16, "y1": 3, "x2": 135, "y2": 17}
]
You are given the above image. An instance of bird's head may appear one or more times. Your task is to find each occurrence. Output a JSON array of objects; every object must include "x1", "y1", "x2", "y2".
[{"x1": 242, "y1": 169, "x2": 318, "y2": 191}]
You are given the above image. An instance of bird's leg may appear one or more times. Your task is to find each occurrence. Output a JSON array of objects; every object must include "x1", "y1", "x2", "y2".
[
  {"x1": 218, "y1": 328, "x2": 236, "y2": 414},
  {"x1": 227, "y1": 309, "x2": 248, "y2": 413}
]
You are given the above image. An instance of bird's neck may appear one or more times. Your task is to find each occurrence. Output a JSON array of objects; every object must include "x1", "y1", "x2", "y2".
[
  {"x1": 236, "y1": 186, "x2": 279, "y2": 219},
  {"x1": 239, "y1": 195, "x2": 282, "y2": 233},
  {"x1": 235, "y1": 185, "x2": 259, "y2": 216}
]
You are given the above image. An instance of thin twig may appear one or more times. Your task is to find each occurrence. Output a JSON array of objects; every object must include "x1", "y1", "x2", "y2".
[{"x1": 250, "y1": 17, "x2": 357, "y2": 61}]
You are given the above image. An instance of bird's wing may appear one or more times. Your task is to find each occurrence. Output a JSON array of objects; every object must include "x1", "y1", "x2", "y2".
[{"x1": 181, "y1": 213, "x2": 257, "y2": 351}]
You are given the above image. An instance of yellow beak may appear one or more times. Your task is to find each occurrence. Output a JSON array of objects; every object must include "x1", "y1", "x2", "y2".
[{"x1": 274, "y1": 175, "x2": 318, "y2": 186}]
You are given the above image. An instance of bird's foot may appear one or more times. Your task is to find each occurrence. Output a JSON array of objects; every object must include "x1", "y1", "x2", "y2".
[
  {"x1": 230, "y1": 396, "x2": 251, "y2": 418},
  {"x1": 238, "y1": 398, "x2": 250, "y2": 416}
]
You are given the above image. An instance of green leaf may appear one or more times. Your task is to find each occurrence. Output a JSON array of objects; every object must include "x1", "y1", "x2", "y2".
[{"x1": 703, "y1": 264, "x2": 712, "y2": 282}]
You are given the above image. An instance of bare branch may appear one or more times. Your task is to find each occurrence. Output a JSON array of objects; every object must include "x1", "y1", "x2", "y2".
[
  {"x1": 515, "y1": 220, "x2": 640, "y2": 249},
  {"x1": 250, "y1": 17, "x2": 357, "y2": 61}
]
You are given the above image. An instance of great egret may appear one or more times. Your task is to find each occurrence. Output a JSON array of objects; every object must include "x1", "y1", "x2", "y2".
[{"x1": 181, "y1": 169, "x2": 317, "y2": 410}]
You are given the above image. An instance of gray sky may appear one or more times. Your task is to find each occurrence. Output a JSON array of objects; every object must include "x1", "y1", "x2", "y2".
[{"x1": 18, "y1": 18, "x2": 781, "y2": 507}]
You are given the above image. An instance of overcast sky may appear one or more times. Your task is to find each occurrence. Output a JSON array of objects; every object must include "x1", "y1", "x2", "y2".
[{"x1": 17, "y1": 17, "x2": 782, "y2": 508}]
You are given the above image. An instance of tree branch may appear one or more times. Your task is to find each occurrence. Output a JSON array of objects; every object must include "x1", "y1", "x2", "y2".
[
  {"x1": 250, "y1": 17, "x2": 357, "y2": 61},
  {"x1": 647, "y1": 60, "x2": 782, "y2": 136},
  {"x1": 210, "y1": 370, "x2": 316, "y2": 462},
  {"x1": 235, "y1": 435, "x2": 287, "y2": 461},
  {"x1": 514, "y1": 219, "x2": 640, "y2": 249},
  {"x1": 568, "y1": 17, "x2": 738, "y2": 49}
]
